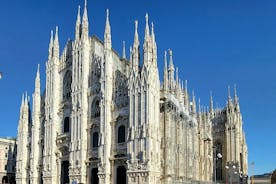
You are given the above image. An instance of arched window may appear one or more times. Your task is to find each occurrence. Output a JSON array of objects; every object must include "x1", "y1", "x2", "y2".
[
  {"x1": 91, "y1": 168, "x2": 99, "y2": 184},
  {"x1": 116, "y1": 166, "x2": 126, "y2": 184},
  {"x1": 63, "y1": 71, "x2": 72, "y2": 101},
  {"x1": 240, "y1": 153, "x2": 243, "y2": 172},
  {"x1": 64, "y1": 117, "x2": 70, "y2": 133},
  {"x1": 91, "y1": 98, "x2": 100, "y2": 118},
  {"x1": 215, "y1": 142, "x2": 223, "y2": 181},
  {"x1": 90, "y1": 56, "x2": 101, "y2": 93},
  {"x1": 118, "y1": 125, "x2": 125, "y2": 143},
  {"x1": 92, "y1": 132, "x2": 99, "y2": 148}
]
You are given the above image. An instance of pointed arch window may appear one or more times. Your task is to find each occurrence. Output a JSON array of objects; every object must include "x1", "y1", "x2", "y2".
[
  {"x1": 92, "y1": 132, "x2": 99, "y2": 148},
  {"x1": 118, "y1": 125, "x2": 125, "y2": 143},
  {"x1": 63, "y1": 71, "x2": 72, "y2": 101},
  {"x1": 64, "y1": 117, "x2": 70, "y2": 133},
  {"x1": 215, "y1": 142, "x2": 223, "y2": 181},
  {"x1": 91, "y1": 98, "x2": 100, "y2": 118}
]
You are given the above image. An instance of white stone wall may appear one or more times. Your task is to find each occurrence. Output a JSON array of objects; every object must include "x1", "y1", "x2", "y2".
[{"x1": 0, "y1": 138, "x2": 16, "y2": 183}]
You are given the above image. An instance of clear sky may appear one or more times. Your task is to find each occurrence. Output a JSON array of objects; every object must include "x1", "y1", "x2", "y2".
[{"x1": 0, "y1": 0, "x2": 275, "y2": 175}]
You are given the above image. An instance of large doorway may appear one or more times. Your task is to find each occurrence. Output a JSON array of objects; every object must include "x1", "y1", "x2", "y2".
[
  {"x1": 61, "y1": 161, "x2": 69, "y2": 184},
  {"x1": 116, "y1": 166, "x2": 126, "y2": 184},
  {"x1": 91, "y1": 168, "x2": 99, "y2": 184}
]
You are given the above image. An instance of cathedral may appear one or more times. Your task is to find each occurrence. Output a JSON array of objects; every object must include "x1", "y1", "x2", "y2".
[{"x1": 15, "y1": 1, "x2": 248, "y2": 184}]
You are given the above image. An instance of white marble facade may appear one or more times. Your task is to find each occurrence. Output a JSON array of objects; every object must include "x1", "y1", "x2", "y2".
[
  {"x1": 0, "y1": 137, "x2": 16, "y2": 184},
  {"x1": 15, "y1": 1, "x2": 248, "y2": 184}
]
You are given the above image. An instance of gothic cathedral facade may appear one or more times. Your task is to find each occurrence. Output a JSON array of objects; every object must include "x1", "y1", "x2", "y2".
[{"x1": 15, "y1": 2, "x2": 248, "y2": 184}]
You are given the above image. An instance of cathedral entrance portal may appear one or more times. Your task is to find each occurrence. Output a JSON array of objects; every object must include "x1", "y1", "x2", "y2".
[
  {"x1": 116, "y1": 166, "x2": 126, "y2": 184},
  {"x1": 61, "y1": 161, "x2": 69, "y2": 184},
  {"x1": 91, "y1": 168, "x2": 99, "y2": 184}
]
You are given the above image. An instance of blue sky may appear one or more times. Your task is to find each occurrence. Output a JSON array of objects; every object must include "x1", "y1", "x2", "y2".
[{"x1": 0, "y1": 0, "x2": 276, "y2": 175}]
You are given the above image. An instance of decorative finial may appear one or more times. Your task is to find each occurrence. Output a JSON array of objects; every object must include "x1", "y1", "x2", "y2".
[
  {"x1": 24, "y1": 91, "x2": 28, "y2": 104},
  {"x1": 21, "y1": 93, "x2": 24, "y2": 105},
  {"x1": 169, "y1": 49, "x2": 174, "y2": 67},
  {"x1": 192, "y1": 90, "x2": 196, "y2": 113},
  {"x1": 133, "y1": 20, "x2": 139, "y2": 46},
  {"x1": 78, "y1": 5, "x2": 81, "y2": 15},
  {"x1": 210, "y1": 91, "x2": 213, "y2": 102},
  {"x1": 185, "y1": 80, "x2": 188, "y2": 91},
  {"x1": 55, "y1": 26, "x2": 58, "y2": 35},
  {"x1": 48, "y1": 30, "x2": 54, "y2": 58},
  {"x1": 54, "y1": 26, "x2": 59, "y2": 45},
  {"x1": 233, "y1": 84, "x2": 239, "y2": 107},
  {"x1": 198, "y1": 98, "x2": 201, "y2": 113},
  {"x1": 77, "y1": 5, "x2": 81, "y2": 20},
  {"x1": 105, "y1": 8, "x2": 110, "y2": 31},
  {"x1": 55, "y1": 26, "x2": 59, "y2": 39},
  {"x1": 75, "y1": 5, "x2": 81, "y2": 40},
  {"x1": 151, "y1": 22, "x2": 155, "y2": 44},
  {"x1": 51, "y1": 30, "x2": 53, "y2": 40},
  {"x1": 82, "y1": 0, "x2": 88, "y2": 24},
  {"x1": 35, "y1": 64, "x2": 40, "y2": 91},
  {"x1": 37, "y1": 64, "x2": 40, "y2": 75},
  {"x1": 49, "y1": 30, "x2": 54, "y2": 47},
  {"x1": 144, "y1": 13, "x2": 150, "y2": 37},
  {"x1": 169, "y1": 49, "x2": 173, "y2": 56},
  {"x1": 104, "y1": 8, "x2": 111, "y2": 48},
  {"x1": 210, "y1": 90, "x2": 214, "y2": 114}
]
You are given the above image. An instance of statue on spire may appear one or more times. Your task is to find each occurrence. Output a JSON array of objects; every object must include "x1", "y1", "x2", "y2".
[
  {"x1": 228, "y1": 85, "x2": 231, "y2": 100},
  {"x1": 144, "y1": 13, "x2": 150, "y2": 40},
  {"x1": 48, "y1": 30, "x2": 54, "y2": 60},
  {"x1": 132, "y1": 20, "x2": 140, "y2": 72},
  {"x1": 210, "y1": 91, "x2": 214, "y2": 118},
  {"x1": 75, "y1": 5, "x2": 81, "y2": 40},
  {"x1": 151, "y1": 22, "x2": 156, "y2": 45},
  {"x1": 163, "y1": 50, "x2": 168, "y2": 92},
  {"x1": 53, "y1": 26, "x2": 59, "y2": 58},
  {"x1": 168, "y1": 49, "x2": 175, "y2": 90},
  {"x1": 234, "y1": 84, "x2": 240, "y2": 112},
  {"x1": 35, "y1": 64, "x2": 40, "y2": 92},
  {"x1": 104, "y1": 9, "x2": 112, "y2": 49},
  {"x1": 122, "y1": 41, "x2": 126, "y2": 59},
  {"x1": 192, "y1": 90, "x2": 197, "y2": 114},
  {"x1": 234, "y1": 84, "x2": 239, "y2": 102},
  {"x1": 82, "y1": 0, "x2": 89, "y2": 39}
]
